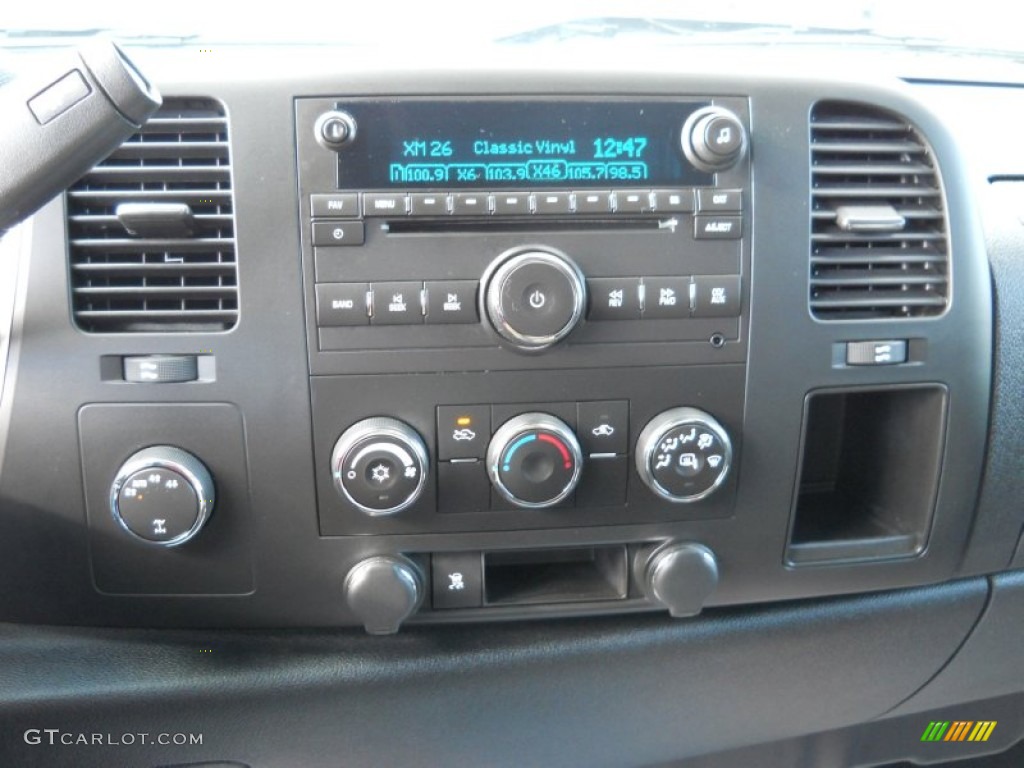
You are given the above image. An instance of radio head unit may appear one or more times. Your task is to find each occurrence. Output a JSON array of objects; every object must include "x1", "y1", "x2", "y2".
[{"x1": 295, "y1": 95, "x2": 750, "y2": 376}]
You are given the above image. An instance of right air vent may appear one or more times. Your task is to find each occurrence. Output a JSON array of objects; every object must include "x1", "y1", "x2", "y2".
[{"x1": 809, "y1": 101, "x2": 949, "y2": 320}]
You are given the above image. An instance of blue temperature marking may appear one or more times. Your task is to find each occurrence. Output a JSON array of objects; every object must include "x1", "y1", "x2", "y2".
[{"x1": 502, "y1": 434, "x2": 537, "y2": 472}]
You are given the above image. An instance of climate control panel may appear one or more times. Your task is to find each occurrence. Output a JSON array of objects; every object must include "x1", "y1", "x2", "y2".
[{"x1": 314, "y1": 362, "x2": 743, "y2": 538}]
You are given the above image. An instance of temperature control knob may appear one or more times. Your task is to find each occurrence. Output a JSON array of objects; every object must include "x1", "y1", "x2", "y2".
[
  {"x1": 636, "y1": 407, "x2": 732, "y2": 503},
  {"x1": 110, "y1": 446, "x2": 214, "y2": 547},
  {"x1": 487, "y1": 413, "x2": 583, "y2": 508},
  {"x1": 682, "y1": 107, "x2": 747, "y2": 172},
  {"x1": 483, "y1": 248, "x2": 586, "y2": 352},
  {"x1": 331, "y1": 417, "x2": 429, "y2": 516}
]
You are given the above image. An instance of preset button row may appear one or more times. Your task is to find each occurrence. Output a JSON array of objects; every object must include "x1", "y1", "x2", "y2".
[{"x1": 311, "y1": 188, "x2": 742, "y2": 219}]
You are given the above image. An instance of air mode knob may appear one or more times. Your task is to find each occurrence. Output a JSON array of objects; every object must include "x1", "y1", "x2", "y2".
[
  {"x1": 635, "y1": 407, "x2": 732, "y2": 503},
  {"x1": 682, "y1": 106, "x2": 747, "y2": 172},
  {"x1": 331, "y1": 417, "x2": 429, "y2": 516},
  {"x1": 487, "y1": 413, "x2": 583, "y2": 508},
  {"x1": 110, "y1": 446, "x2": 215, "y2": 547},
  {"x1": 482, "y1": 248, "x2": 587, "y2": 352}
]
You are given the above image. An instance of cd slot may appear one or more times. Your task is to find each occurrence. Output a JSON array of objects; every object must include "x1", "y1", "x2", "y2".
[{"x1": 384, "y1": 217, "x2": 666, "y2": 235}]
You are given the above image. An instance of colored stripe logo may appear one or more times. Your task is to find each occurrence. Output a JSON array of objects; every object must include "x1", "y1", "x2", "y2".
[{"x1": 921, "y1": 721, "x2": 996, "y2": 742}]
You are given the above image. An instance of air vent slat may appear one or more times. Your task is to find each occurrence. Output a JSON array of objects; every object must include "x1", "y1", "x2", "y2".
[
  {"x1": 66, "y1": 98, "x2": 238, "y2": 333},
  {"x1": 85, "y1": 165, "x2": 231, "y2": 183},
  {"x1": 809, "y1": 102, "x2": 948, "y2": 320},
  {"x1": 74, "y1": 285, "x2": 238, "y2": 299},
  {"x1": 812, "y1": 162, "x2": 934, "y2": 176},
  {"x1": 811, "y1": 140, "x2": 925, "y2": 154},
  {"x1": 139, "y1": 116, "x2": 228, "y2": 134},
  {"x1": 72, "y1": 262, "x2": 236, "y2": 276},
  {"x1": 811, "y1": 185, "x2": 941, "y2": 198},
  {"x1": 810, "y1": 291, "x2": 947, "y2": 310},
  {"x1": 70, "y1": 237, "x2": 234, "y2": 252},
  {"x1": 810, "y1": 272, "x2": 946, "y2": 288},
  {"x1": 109, "y1": 141, "x2": 228, "y2": 161},
  {"x1": 811, "y1": 252, "x2": 945, "y2": 267}
]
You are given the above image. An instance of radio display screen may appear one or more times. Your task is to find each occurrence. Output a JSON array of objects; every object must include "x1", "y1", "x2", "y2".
[{"x1": 335, "y1": 99, "x2": 714, "y2": 189}]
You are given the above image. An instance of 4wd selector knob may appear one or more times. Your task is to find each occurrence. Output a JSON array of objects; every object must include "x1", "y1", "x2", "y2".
[
  {"x1": 110, "y1": 446, "x2": 214, "y2": 547},
  {"x1": 636, "y1": 407, "x2": 732, "y2": 503},
  {"x1": 332, "y1": 417, "x2": 429, "y2": 516},
  {"x1": 487, "y1": 413, "x2": 583, "y2": 508},
  {"x1": 483, "y1": 248, "x2": 586, "y2": 352}
]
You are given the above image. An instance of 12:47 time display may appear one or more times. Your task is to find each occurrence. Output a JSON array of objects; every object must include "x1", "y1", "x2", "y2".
[{"x1": 592, "y1": 137, "x2": 648, "y2": 159}]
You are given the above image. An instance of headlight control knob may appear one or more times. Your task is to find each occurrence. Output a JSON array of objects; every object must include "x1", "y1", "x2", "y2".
[
  {"x1": 344, "y1": 555, "x2": 424, "y2": 635},
  {"x1": 332, "y1": 417, "x2": 429, "y2": 516},
  {"x1": 110, "y1": 446, "x2": 215, "y2": 547},
  {"x1": 487, "y1": 413, "x2": 583, "y2": 508},
  {"x1": 483, "y1": 248, "x2": 586, "y2": 352},
  {"x1": 682, "y1": 106, "x2": 747, "y2": 172},
  {"x1": 635, "y1": 407, "x2": 732, "y2": 502}
]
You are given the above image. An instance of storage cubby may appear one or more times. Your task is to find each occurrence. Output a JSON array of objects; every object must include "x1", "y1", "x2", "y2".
[{"x1": 786, "y1": 385, "x2": 947, "y2": 565}]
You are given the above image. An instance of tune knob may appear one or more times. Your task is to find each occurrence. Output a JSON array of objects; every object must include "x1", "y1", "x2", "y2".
[
  {"x1": 110, "y1": 446, "x2": 214, "y2": 547},
  {"x1": 635, "y1": 407, "x2": 732, "y2": 502},
  {"x1": 344, "y1": 555, "x2": 424, "y2": 635},
  {"x1": 487, "y1": 413, "x2": 583, "y2": 508},
  {"x1": 332, "y1": 417, "x2": 429, "y2": 516},
  {"x1": 682, "y1": 107, "x2": 747, "y2": 172},
  {"x1": 483, "y1": 248, "x2": 586, "y2": 352}
]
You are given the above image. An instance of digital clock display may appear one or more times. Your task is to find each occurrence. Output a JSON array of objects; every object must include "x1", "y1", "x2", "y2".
[{"x1": 335, "y1": 100, "x2": 714, "y2": 189}]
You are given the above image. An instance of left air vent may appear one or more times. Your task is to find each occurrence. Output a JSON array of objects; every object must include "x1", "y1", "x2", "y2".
[{"x1": 66, "y1": 98, "x2": 237, "y2": 333}]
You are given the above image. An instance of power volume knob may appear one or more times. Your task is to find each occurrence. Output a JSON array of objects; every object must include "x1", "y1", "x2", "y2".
[
  {"x1": 332, "y1": 417, "x2": 429, "y2": 516},
  {"x1": 315, "y1": 110, "x2": 357, "y2": 151},
  {"x1": 483, "y1": 248, "x2": 587, "y2": 352},
  {"x1": 682, "y1": 107, "x2": 747, "y2": 172},
  {"x1": 636, "y1": 407, "x2": 732, "y2": 503},
  {"x1": 110, "y1": 446, "x2": 215, "y2": 547}
]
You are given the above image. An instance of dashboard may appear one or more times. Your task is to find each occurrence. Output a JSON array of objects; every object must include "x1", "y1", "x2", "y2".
[{"x1": 1, "y1": 44, "x2": 1024, "y2": 767}]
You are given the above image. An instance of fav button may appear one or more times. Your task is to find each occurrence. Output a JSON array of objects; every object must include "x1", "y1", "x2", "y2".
[{"x1": 310, "y1": 193, "x2": 360, "y2": 218}]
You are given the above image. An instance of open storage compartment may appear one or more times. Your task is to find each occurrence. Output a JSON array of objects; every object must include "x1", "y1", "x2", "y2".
[
  {"x1": 484, "y1": 546, "x2": 628, "y2": 606},
  {"x1": 786, "y1": 385, "x2": 947, "y2": 565}
]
